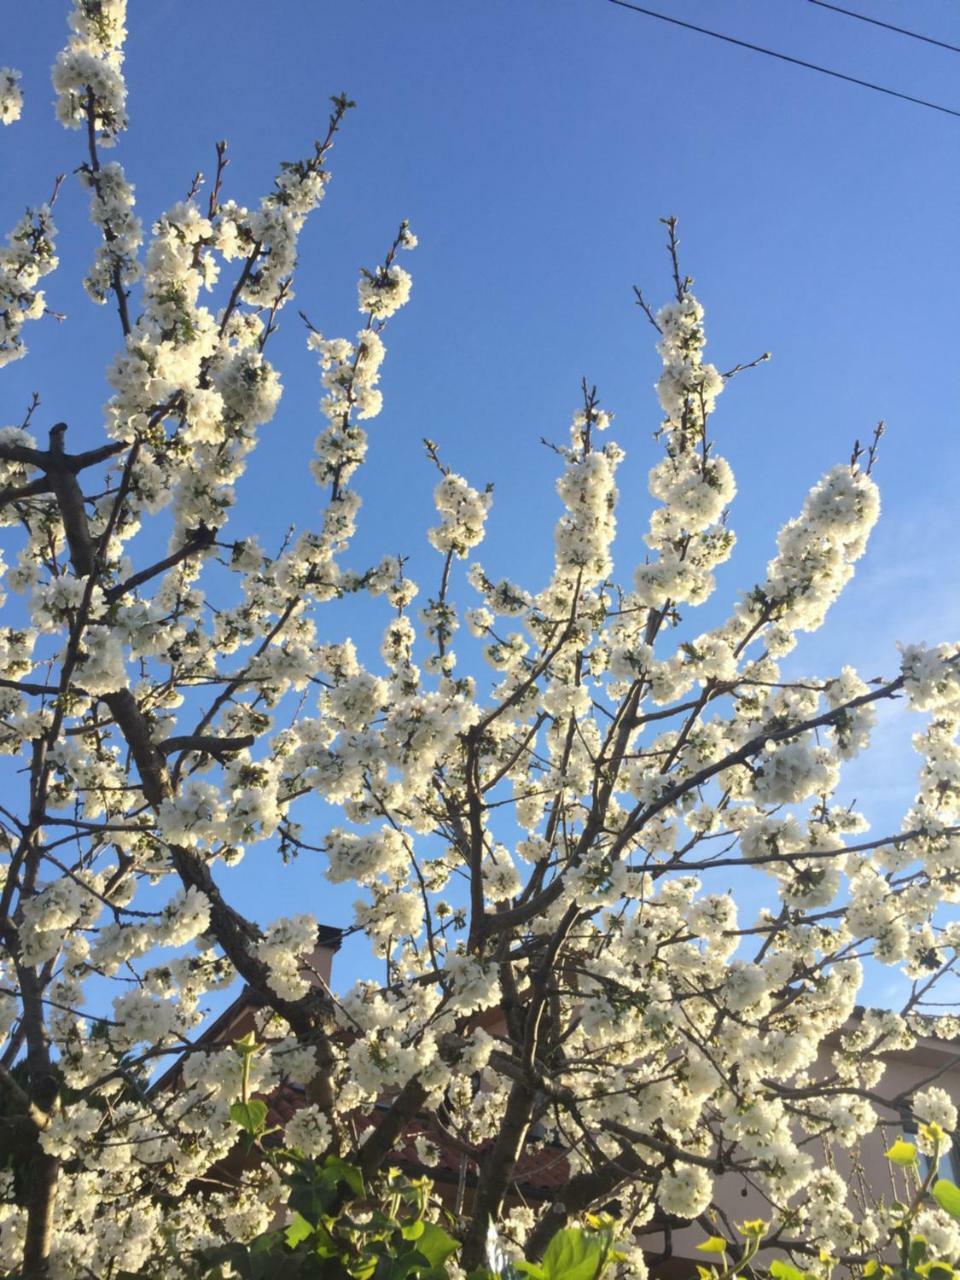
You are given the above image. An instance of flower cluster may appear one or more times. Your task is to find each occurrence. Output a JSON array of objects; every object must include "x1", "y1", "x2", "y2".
[
  {"x1": 0, "y1": 205, "x2": 58, "y2": 367},
  {"x1": 635, "y1": 288, "x2": 736, "y2": 609},
  {"x1": 52, "y1": 0, "x2": 128, "y2": 143},
  {"x1": 428, "y1": 472, "x2": 492, "y2": 558},
  {"x1": 0, "y1": 67, "x2": 23, "y2": 124}
]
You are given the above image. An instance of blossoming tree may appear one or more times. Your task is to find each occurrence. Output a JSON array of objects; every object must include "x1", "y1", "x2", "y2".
[{"x1": 1, "y1": 3, "x2": 959, "y2": 1278}]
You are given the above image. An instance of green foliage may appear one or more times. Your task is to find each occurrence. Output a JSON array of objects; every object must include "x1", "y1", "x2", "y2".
[
  {"x1": 878, "y1": 1127, "x2": 960, "y2": 1280},
  {"x1": 693, "y1": 1217, "x2": 775, "y2": 1280},
  {"x1": 690, "y1": 1132, "x2": 960, "y2": 1280},
  {"x1": 191, "y1": 1157, "x2": 457, "y2": 1279},
  {"x1": 769, "y1": 1262, "x2": 815, "y2": 1280},
  {"x1": 513, "y1": 1218, "x2": 623, "y2": 1280},
  {"x1": 697, "y1": 1238, "x2": 729, "y2": 1257},
  {"x1": 933, "y1": 1181, "x2": 960, "y2": 1222},
  {"x1": 886, "y1": 1140, "x2": 919, "y2": 1168},
  {"x1": 229, "y1": 1099, "x2": 269, "y2": 1137},
  {"x1": 170, "y1": 1069, "x2": 630, "y2": 1280},
  {"x1": 184, "y1": 1084, "x2": 459, "y2": 1280},
  {"x1": 129, "y1": 1072, "x2": 960, "y2": 1280},
  {"x1": 471, "y1": 1216, "x2": 623, "y2": 1280}
]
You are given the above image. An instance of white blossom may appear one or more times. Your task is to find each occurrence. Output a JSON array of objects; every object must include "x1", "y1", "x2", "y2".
[{"x1": 0, "y1": 68, "x2": 23, "y2": 124}]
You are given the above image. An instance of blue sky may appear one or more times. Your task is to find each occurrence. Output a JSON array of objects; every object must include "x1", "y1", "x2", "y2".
[{"x1": 2, "y1": 1, "x2": 958, "y2": 997}]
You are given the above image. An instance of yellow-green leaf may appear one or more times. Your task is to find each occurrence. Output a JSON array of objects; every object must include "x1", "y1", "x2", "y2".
[
  {"x1": 738, "y1": 1220, "x2": 766, "y2": 1238},
  {"x1": 284, "y1": 1212, "x2": 313, "y2": 1248},
  {"x1": 885, "y1": 1139, "x2": 918, "y2": 1167},
  {"x1": 922, "y1": 1122, "x2": 947, "y2": 1152},
  {"x1": 697, "y1": 1237, "x2": 728, "y2": 1254},
  {"x1": 933, "y1": 1180, "x2": 960, "y2": 1221},
  {"x1": 233, "y1": 1031, "x2": 259, "y2": 1057},
  {"x1": 770, "y1": 1260, "x2": 809, "y2": 1280},
  {"x1": 917, "y1": 1262, "x2": 955, "y2": 1280}
]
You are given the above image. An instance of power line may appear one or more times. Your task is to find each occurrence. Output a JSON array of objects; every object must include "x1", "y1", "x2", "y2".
[
  {"x1": 807, "y1": 1, "x2": 960, "y2": 58},
  {"x1": 607, "y1": 0, "x2": 960, "y2": 120}
]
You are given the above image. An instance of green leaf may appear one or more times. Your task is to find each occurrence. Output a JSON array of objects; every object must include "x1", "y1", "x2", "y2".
[
  {"x1": 885, "y1": 1139, "x2": 918, "y2": 1167},
  {"x1": 933, "y1": 1181, "x2": 960, "y2": 1222},
  {"x1": 514, "y1": 1266, "x2": 547, "y2": 1280},
  {"x1": 373, "y1": 1245, "x2": 433, "y2": 1280},
  {"x1": 411, "y1": 1222, "x2": 460, "y2": 1269},
  {"x1": 737, "y1": 1220, "x2": 766, "y2": 1239},
  {"x1": 251, "y1": 1231, "x2": 283, "y2": 1256},
  {"x1": 309, "y1": 1221, "x2": 339, "y2": 1259},
  {"x1": 349, "y1": 1259, "x2": 379, "y2": 1280},
  {"x1": 697, "y1": 1237, "x2": 728, "y2": 1255},
  {"x1": 288, "y1": 1171, "x2": 337, "y2": 1223},
  {"x1": 233, "y1": 1032, "x2": 260, "y2": 1057},
  {"x1": 919, "y1": 1263, "x2": 955, "y2": 1280},
  {"x1": 322, "y1": 1153, "x2": 365, "y2": 1198},
  {"x1": 540, "y1": 1228, "x2": 606, "y2": 1280},
  {"x1": 230, "y1": 1099, "x2": 268, "y2": 1136},
  {"x1": 401, "y1": 1219, "x2": 426, "y2": 1241},
  {"x1": 284, "y1": 1212, "x2": 314, "y2": 1249},
  {"x1": 192, "y1": 1239, "x2": 299, "y2": 1280},
  {"x1": 770, "y1": 1261, "x2": 809, "y2": 1280}
]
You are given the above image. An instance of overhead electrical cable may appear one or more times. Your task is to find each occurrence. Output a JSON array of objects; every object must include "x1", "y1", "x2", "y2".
[
  {"x1": 807, "y1": 1, "x2": 960, "y2": 58},
  {"x1": 607, "y1": 0, "x2": 960, "y2": 120}
]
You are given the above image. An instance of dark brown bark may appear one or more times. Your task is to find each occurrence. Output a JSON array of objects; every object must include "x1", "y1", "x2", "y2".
[
  {"x1": 357, "y1": 1078, "x2": 429, "y2": 1177},
  {"x1": 22, "y1": 1149, "x2": 59, "y2": 1279},
  {"x1": 460, "y1": 1078, "x2": 537, "y2": 1270},
  {"x1": 524, "y1": 1146, "x2": 648, "y2": 1260}
]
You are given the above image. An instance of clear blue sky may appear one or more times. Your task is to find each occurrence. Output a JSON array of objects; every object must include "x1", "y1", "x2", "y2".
[{"x1": 3, "y1": 1, "x2": 958, "y2": 997}]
